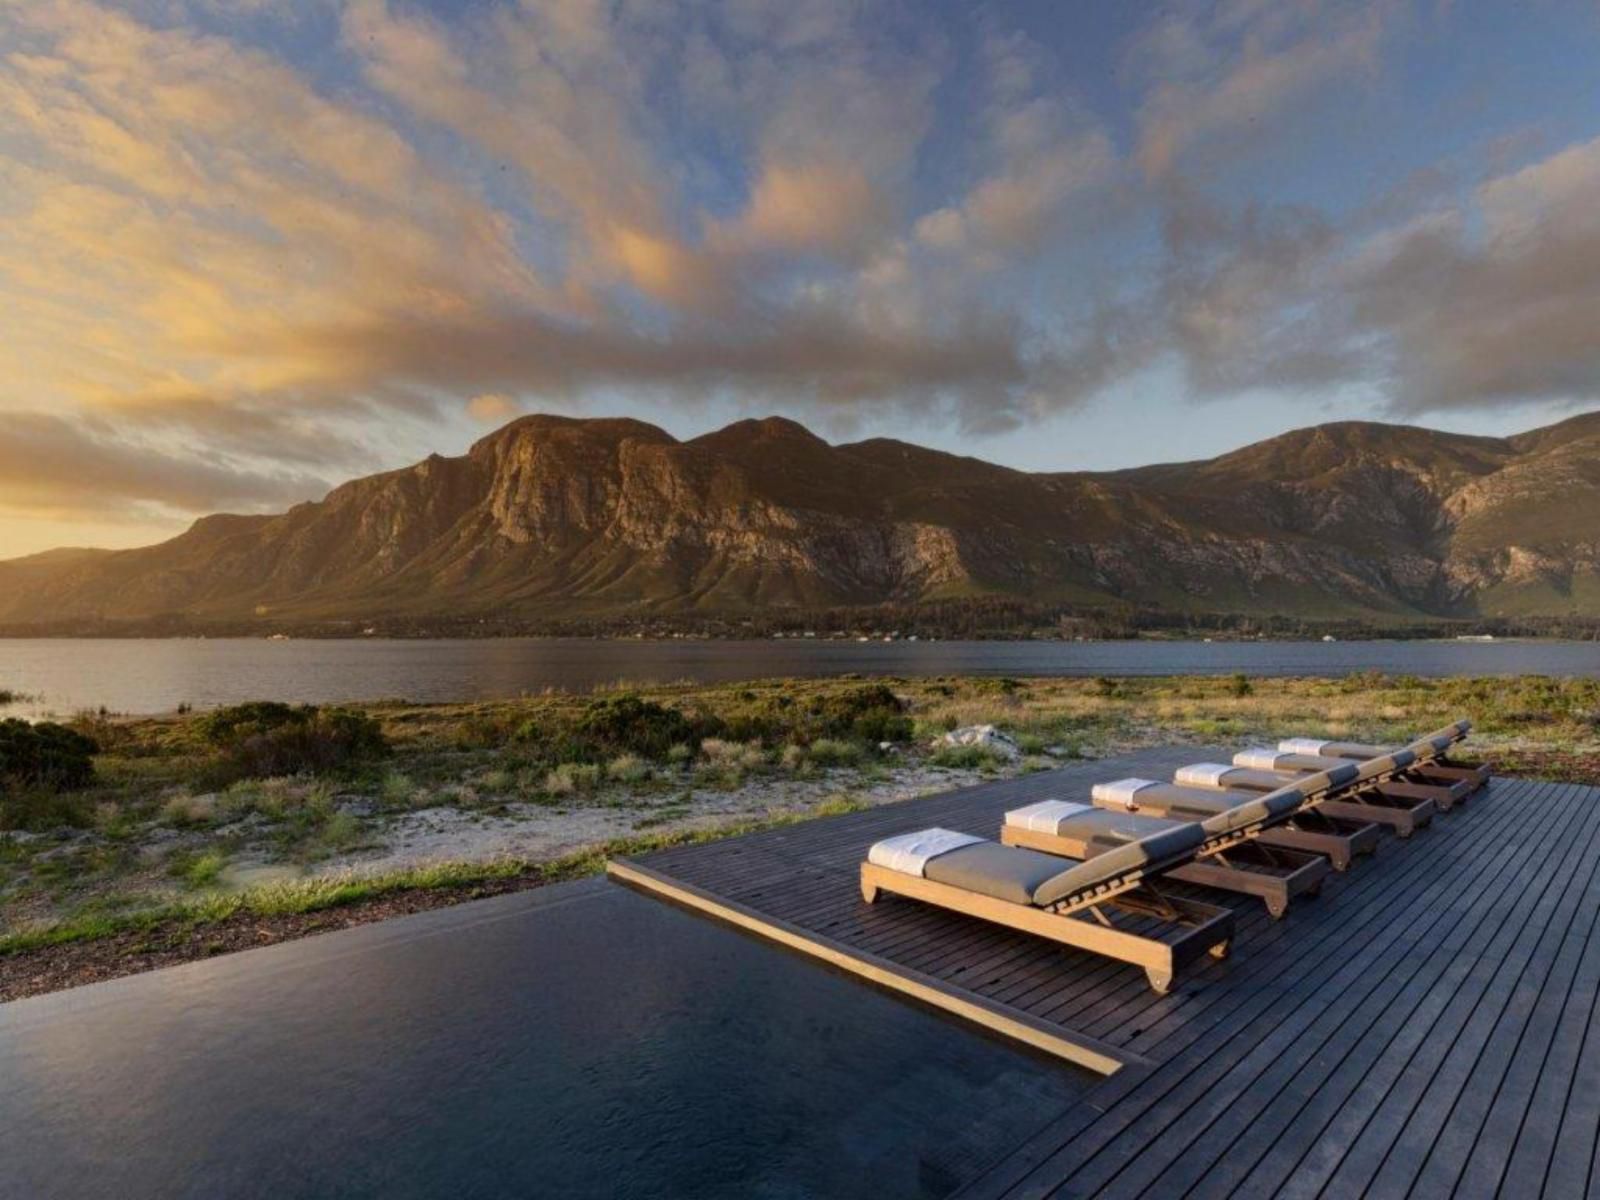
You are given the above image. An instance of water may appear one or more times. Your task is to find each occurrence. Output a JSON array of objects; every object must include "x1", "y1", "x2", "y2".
[
  {"x1": 0, "y1": 879, "x2": 1092, "y2": 1199},
  {"x1": 0, "y1": 635, "x2": 1591, "y2": 716}
]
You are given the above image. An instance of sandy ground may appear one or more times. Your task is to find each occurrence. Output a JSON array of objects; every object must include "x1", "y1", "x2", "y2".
[
  {"x1": 306, "y1": 764, "x2": 995, "y2": 877},
  {"x1": 143, "y1": 762, "x2": 1011, "y2": 894}
]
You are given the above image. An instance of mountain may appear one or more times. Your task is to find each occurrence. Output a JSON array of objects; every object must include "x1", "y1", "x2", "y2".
[{"x1": 7, "y1": 411, "x2": 1600, "y2": 629}]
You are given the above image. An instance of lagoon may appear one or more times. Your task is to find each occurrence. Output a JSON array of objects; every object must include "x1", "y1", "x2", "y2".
[{"x1": 1, "y1": 635, "x2": 1594, "y2": 717}]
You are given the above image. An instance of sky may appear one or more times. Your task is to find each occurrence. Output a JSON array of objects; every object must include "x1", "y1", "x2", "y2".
[{"x1": 5, "y1": 0, "x2": 1600, "y2": 557}]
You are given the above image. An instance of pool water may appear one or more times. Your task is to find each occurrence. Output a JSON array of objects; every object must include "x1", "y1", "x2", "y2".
[{"x1": 0, "y1": 879, "x2": 1094, "y2": 1199}]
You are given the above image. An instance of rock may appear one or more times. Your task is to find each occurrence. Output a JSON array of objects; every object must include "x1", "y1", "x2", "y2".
[{"x1": 935, "y1": 725, "x2": 1022, "y2": 760}]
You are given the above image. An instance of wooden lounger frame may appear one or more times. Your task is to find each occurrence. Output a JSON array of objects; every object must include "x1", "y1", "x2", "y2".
[
  {"x1": 1385, "y1": 760, "x2": 1486, "y2": 807},
  {"x1": 859, "y1": 860, "x2": 1233, "y2": 994},
  {"x1": 1254, "y1": 817, "x2": 1380, "y2": 871},
  {"x1": 1000, "y1": 823, "x2": 1328, "y2": 919},
  {"x1": 1270, "y1": 729, "x2": 1476, "y2": 833},
  {"x1": 1246, "y1": 759, "x2": 1439, "y2": 838}
]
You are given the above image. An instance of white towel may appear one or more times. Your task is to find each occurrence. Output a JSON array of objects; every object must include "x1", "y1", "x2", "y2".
[
  {"x1": 1234, "y1": 748, "x2": 1285, "y2": 771},
  {"x1": 868, "y1": 828, "x2": 983, "y2": 876},
  {"x1": 1005, "y1": 799, "x2": 1092, "y2": 834},
  {"x1": 1176, "y1": 763, "x2": 1233, "y2": 787},
  {"x1": 1279, "y1": 737, "x2": 1331, "y2": 756},
  {"x1": 1091, "y1": 778, "x2": 1160, "y2": 810}
]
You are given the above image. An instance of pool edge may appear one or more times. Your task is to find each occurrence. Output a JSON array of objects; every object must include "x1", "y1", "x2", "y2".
[{"x1": 606, "y1": 858, "x2": 1135, "y2": 1077}]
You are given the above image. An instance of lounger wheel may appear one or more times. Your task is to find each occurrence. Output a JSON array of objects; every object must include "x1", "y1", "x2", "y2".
[
  {"x1": 1266, "y1": 898, "x2": 1288, "y2": 920},
  {"x1": 1307, "y1": 879, "x2": 1324, "y2": 898},
  {"x1": 861, "y1": 879, "x2": 879, "y2": 903},
  {"x1": 1145, "y1": 968, "x2": 1173, "y2": 994},
  {"x1": 1209, "y1": 939, "x2": 1231, "y2": 960}
]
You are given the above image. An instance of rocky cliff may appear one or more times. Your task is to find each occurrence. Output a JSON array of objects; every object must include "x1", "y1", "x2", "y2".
[{"x1": 5, "y1": 411, "x2": 1600, "y2": 626}]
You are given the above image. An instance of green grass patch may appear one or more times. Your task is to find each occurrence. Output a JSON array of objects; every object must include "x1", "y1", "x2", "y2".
[{"x1": 0, "y1": 807, "x2": 870, "y2": 957}]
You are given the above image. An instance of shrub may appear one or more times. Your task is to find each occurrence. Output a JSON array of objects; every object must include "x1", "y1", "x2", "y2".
[
  {"x1": 806, "y1": 738, "x2": 861, "y2": 768},
  {"x1": 313, "y1": 810, "x2": 363, "y2": 856},
  {"x1": 204, "y1": 706, "x2": 387, "y2": 781},
  {"x1": 379, "y1": 770, "x2": 417, "y2": 807},
  {"x1": 606, "y1": 754, "x2": 652, "y2": 784},
  {"x1": 0, "y1": 718, "x2": 98, "y2": 792},
  {"x1": 930, "y1": 743, "x2": 1006, "y2": 770},
  {"x1": 196, "y1": 701, "x2": 309, "y2": 747},
  {"x1": 1229, "y1": 673, "x2": 1254, "y2": 698},
  {"x1": 0, "y1": 789, "x2": 93, "y2": 832},
  {"x1": 799, "y1": 685, "x2": 913, "y2": 744},
  {"x1": 545, "y1": 762, "x2": 602, "y2": 795},
  {"x1": 161, "y1": 791, "x2": 218, "y2": 827},
  {"x1": 975, "y1": 677, "x2": 1022, "y2": 695},
  {"x1": 576, "y1": 694, "x2": 710, "y2": 760},
  {"x1": 455, "y1": 713, "x2": 515, "y2": 750}
]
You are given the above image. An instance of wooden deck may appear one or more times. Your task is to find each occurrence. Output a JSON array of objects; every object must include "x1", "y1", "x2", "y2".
[{"x1": 611, "y1": 750, "x2": 1600, "y2": 1198}]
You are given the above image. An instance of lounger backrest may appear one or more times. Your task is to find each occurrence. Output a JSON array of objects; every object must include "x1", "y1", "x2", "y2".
[
  {"x1": 1194, "y1": 762, "x2": 1355, "y2": 838},
  {"x1": 1234, "y1": 748, "x2": 1349, "y2": 773},
  {"x1": 1279, "y1": 718, "x2": 1471, "y2": 763},
  {"x1": 1343, "y1": 749, "x2": 1416, "y2": 786},
  {"x1": 1036, "y1": 757, "x2": 1366, "y2": 906},
  {"x1": 1031, "y1": 820, "x2": 1206, "y2": 907},
  {"x1": 1407, "y1": 720, "x2": 1472, "y2": 761}
]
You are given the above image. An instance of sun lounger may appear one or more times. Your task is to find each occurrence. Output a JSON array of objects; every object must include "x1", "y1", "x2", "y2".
[
  {"x1": 1078, "y1": 778, "x2": 1380, "y2": 870},
  {"x1": 1180, "y1": 728, "x2": 1455, "y2": 837},
  {"x1": 1227, "y1": 748, "x2": 1441, "y2": 832},
  {"x1": 860, "y1": 824, "x2": 1234, "y2": 993},
  {"x1": 1278, "y1": 719, "x2": 1488, "y2": 797},
  {"x1": 1000, "y1": 782, "x2": 1331, "y2": 918}
]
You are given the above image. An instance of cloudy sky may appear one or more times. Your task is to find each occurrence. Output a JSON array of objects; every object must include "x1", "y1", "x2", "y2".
[{"x1": 4, "y1": 0, "x2": 1600, "y2": 557}]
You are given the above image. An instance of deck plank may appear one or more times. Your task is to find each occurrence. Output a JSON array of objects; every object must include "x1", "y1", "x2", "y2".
[{"x1": 611, "y1": 747, "x2": 1594, "y2": 1199}]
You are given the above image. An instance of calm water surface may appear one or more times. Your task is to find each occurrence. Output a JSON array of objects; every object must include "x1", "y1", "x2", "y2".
[
  {"x1": 0, "y1": 635, "x2": 1592, "y2": 715},
  {"x1": 0, "y1": 880, "x2": 1092, "y2": 1199}
]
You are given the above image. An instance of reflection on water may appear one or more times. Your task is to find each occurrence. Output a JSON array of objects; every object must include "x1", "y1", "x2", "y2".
[
  {"x1": 0, "y1": 635, "x2": 1586, "y2": 716},
  {"x1": 0, "y1": 882, "x2": 1092, "y2": 1199}
]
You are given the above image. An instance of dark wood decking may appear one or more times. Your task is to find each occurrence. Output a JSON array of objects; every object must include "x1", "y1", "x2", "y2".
[{"x1": 612, "y1": 750, "x2": 1600, "y2": 1198}]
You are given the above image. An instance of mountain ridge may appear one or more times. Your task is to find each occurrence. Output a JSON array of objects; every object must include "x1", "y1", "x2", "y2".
[{"x1": 5, "y1": 411, "x2": 1600, "y2": 629}]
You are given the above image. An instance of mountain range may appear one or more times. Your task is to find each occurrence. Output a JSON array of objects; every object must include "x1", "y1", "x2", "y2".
[{"x1": 5, "y1": 410, "x2": 1600, "y2": 631}]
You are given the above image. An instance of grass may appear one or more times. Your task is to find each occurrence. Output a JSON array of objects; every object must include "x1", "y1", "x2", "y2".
[
  {"x1": 181, "y1": 850, "x2": 228, "y2": 889},
  {"x1": 0, "y1": 808, "x2": 862, "y2": 956}
]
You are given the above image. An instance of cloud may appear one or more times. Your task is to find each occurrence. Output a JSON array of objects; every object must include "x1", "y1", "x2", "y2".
[
  {"x1": 1128, "y1": 1, "x2": 1391, "y2": 180},
  {"x1": 1097, "y1": 130, "x2": 1600, "y2": 417},
  {"x1": 466, "y1": 393, "x2": 522, "y2": 425},
  {"x1": 0, "y1": 411, "x2": 328, "y2": 519},
  {"x1": 1350, "y1": 135, "x2": 1600, "y2": 412},
  {"x1": 914, "y1": 30, "x2": 1118, "y2": 265}
]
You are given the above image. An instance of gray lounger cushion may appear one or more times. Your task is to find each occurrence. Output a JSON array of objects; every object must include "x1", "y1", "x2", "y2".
[
  {"x1": 885, "y1": 813, "x2": 1208, "y2": 909},
  {"x1": 1105, "y1": 782, "x2": 1253, "y2": 818},
  {"x1": 1081, "y1": 780, "x2": 1297, "y2": 840},
  {"x1": 1032, "y1": 821, "x2": 1207, "y2": 906},
  {"x1": 1004, "y1": 805, "x2": 1193, "y2": 856},
  {"x1": 1280, "y1": 719, "x2": 1470, "y2": 762},
  {"x1": 923, "y1": 841, "x2": 1079, "y2": 905}
]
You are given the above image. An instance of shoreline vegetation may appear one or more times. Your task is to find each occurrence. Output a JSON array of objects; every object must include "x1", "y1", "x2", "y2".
[
  {"x1": 3, "y1": 671, "x2": 1598, "y2": 1002},
  {"x1": 9, "y1": 595, "x2": 1600, "y2": 642}
]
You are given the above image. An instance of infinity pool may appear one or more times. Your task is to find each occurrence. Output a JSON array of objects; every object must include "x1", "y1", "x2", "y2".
[{"x1": 0, "y1": 879, "x2": 1093, "y2": 1199}]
